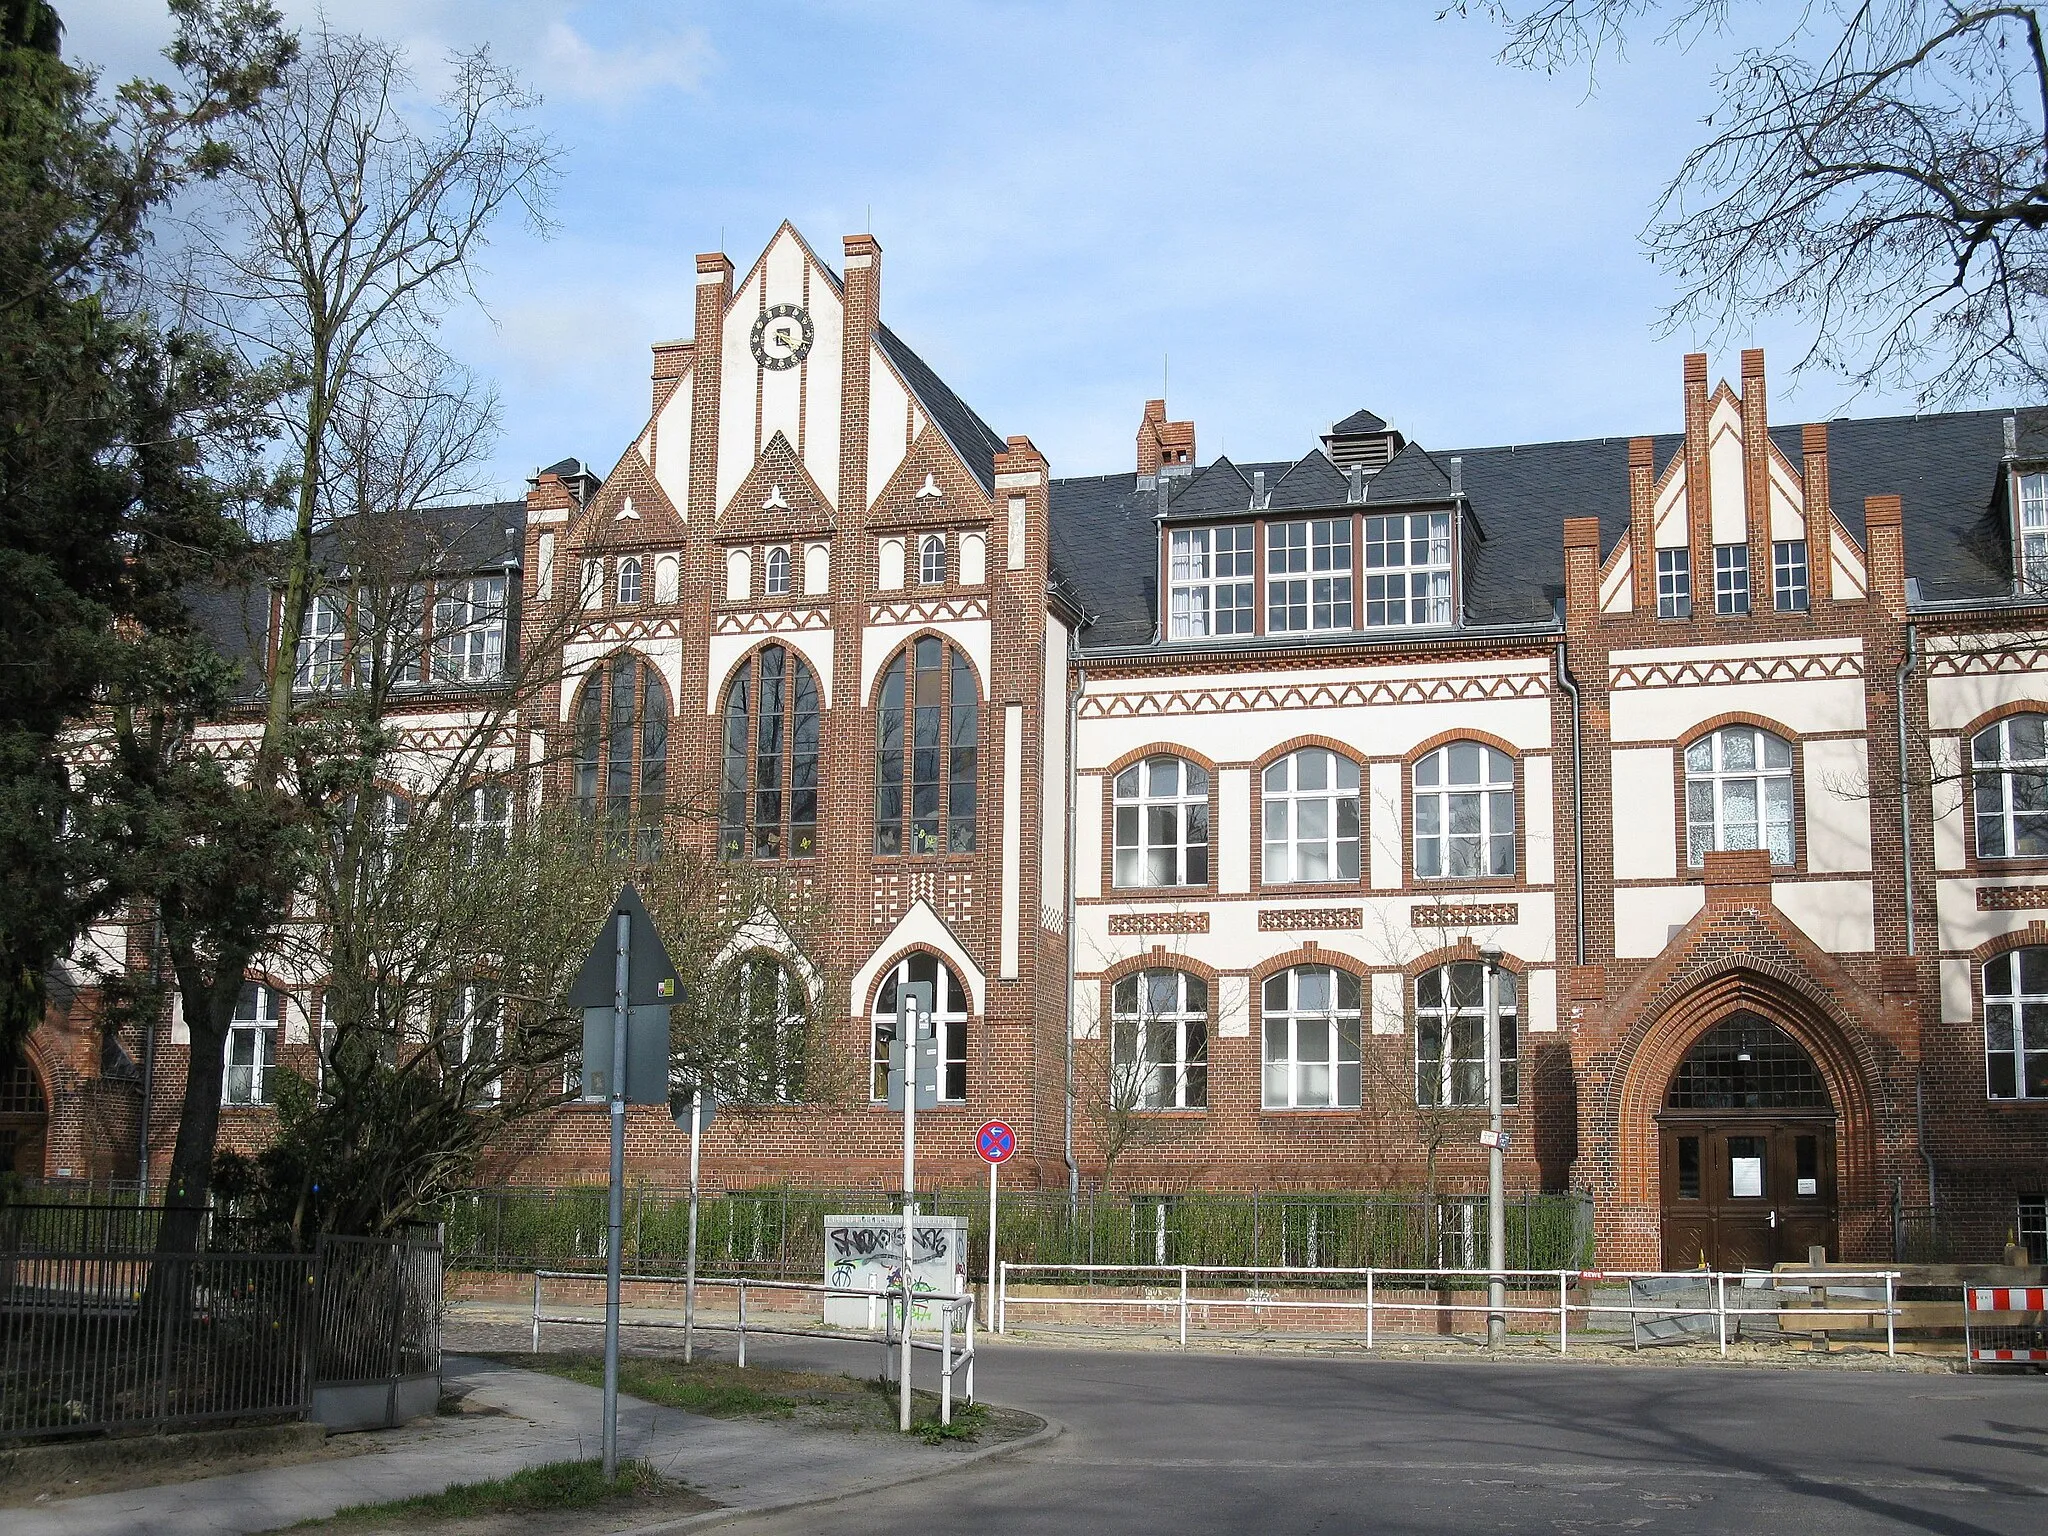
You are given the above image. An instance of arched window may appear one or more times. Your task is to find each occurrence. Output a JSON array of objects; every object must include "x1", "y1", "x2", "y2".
[
  {"x1": 1413, "y1": 743, "x2": 1515, "y2": 879},
  {"x1": 1665, "y1": 1015, "x2": 1828, "y2": 1109},
  {"x1": 224, "y1": 982, "x2": 282, "y2": 1105},
  {"x1": 727, "y1": 954, "x2": 807, "y2": 1103},
  {"x1": 616, "y1": 557, "x2": 642, "y2": 606},
  {"x1": 1972, "y1": 715, "x2": 2048, "y2": 858},
  {"x1": 722, "y1": 645, "x2": 821, "y2": 860},
  {"x1": 874, "y1": 638, "x2": 977, "y2": 856},
  {"x1": 1685, "y1": 726, "x2": 1794, "y2": 865},
  {"x1": 1263, "y1": 749, "x2": 1360, "y2": 883},
  {"x1": 572, "y1": 653, "x2": 670, "y2": 861},
  {"x1": 919, "y1": 534, "x2": 947, "y2": 585},
  {"x1": 1415, "y1": 961, "x2": 1517, "y2": 1108},
  {"x1": 764, "y1": 547, "x2": 791, "y2": 596},
  {"x1": 1261, "y1": 966, "x2": 1361, "y2": 1108},
  {"x1": 1111, "y1": 969, "x2": 1208, "y2": 1109},
  {"x1": 871, "y1": 954, "x2": 969, "y2": 1103},
  {"x1": 1984, "y1": 949, "x2": 2048, "y2": 1100},
  {"x1": 1113, "y1": 755, "x2": 1210, "y2": 888}
]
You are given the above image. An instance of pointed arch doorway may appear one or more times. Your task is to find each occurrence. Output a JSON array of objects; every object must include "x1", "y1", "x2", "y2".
[{"x1": 1657, "y1": 1014, "x2": 1838, "y2": 1269}]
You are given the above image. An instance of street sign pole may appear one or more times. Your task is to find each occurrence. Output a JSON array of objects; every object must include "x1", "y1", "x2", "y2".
[
  {"x1": 603, "y1": 910, "x2": 629, "y2": 1480},
  {"x1": 986, "y1": 1158, "x2": 998, "y2": 1329},
  {"x1": 898, "y1": 993, "x2": 919, "y2": 1435},
  {"x1": 1482, "y1": 943, "x2": 1506, "y2": 1349},
  {"x1": 975, "y1": 1119, "x2": 1013, "y2": 1330},
  {"x1": 684, "y1": 1087, "x2": 703, "y2": 1363}
]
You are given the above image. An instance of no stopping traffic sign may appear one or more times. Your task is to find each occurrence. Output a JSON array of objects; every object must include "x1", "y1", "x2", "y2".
[{"x1": 976, "y1": 1119, "x2": 1014, "y2": 1164}]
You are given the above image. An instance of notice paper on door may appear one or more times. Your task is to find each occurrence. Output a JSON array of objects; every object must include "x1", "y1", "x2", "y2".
[{"x1": 1731, "y1": 1156, "x2": 1764, "y2": 1198}]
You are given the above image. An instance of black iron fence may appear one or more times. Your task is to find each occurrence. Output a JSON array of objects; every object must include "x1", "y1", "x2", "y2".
[{"x1": 440, "y1": 1184, "x2": 1597, "y2": 1279}]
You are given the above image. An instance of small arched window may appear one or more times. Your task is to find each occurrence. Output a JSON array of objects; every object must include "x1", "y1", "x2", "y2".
[
  {"x1": 224, "y1": 983, "x2": 283, "y2": 1106},
  {"x1": 1685, "y1": 726, "x2": 1794, "y2": 865},
  {"x1": 1415, "y1": 962, "x2": 1517, "y2": 1108},
  {"x1": 919, "y1": 534, "x2": 947, "y2": 585},
  {"x1": 1261, "y1": 966, "x2": 1361, "y2": 1108},
  {"x1": 572, "y1": 653, "x2": 670, "y2": 861},
  {"x1": 727, "y1": 954, "x2": 807, "y2": 1103},
  {"x1": 721, "y1": 645, "x2": 821, "y2": 860},
  {"x1": 1413, "y1": 743, "x2": 1515, "y2": 879},
  {"x1": 616, "y1": 557, "x2": 642, "y2": 606},
  {"x1": 1985, "y1": 948, "x2": 2048, "y2": 1100},
  {"x1": 871, "y1": 954, "x2": 969, "y2": 1103},
  {"x1": 1112, "y1": 756, "x2": 1210, "y2": 888},
  {"x1": 1111, "y1": 969, "x2": 1208, "y2": 1109},
  {"x1": 764, "y1": 547, "x2": 791, "y2": 597},
  {"x1": 874, "y1": 638, "x2": 977, "y2": 856},
  {"x1": 1972, "y1": 714, "x2": 2048, "y2": 858},
  {"x1": 1263, "y1": 749, "x2": 1360, "y2": 883}
]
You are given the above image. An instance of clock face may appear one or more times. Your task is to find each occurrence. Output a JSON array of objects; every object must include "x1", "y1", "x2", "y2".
[{"x1": 750, "y1": 303, "x2": 814, "y2": 370}]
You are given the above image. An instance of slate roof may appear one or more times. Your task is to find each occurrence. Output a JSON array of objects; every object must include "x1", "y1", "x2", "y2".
[
  {"x1": 1329, "y1": 408, "x2": 1387, "y2": 435},
  {"x1": 875, "y1": 324, "x2": 1008, "y2": 495},
  {"x1": 1050, "y1": 407, "x2": 2048, "y2": 652}
]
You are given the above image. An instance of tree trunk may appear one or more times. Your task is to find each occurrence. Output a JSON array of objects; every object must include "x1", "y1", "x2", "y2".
[{"x1": 155, "y1": 957, "x2": 244, "y2": 1257}]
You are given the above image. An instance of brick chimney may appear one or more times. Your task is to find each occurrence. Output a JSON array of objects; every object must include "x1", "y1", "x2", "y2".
[
  {"x1": 1138, "y1": 399, "x2": 1196, "y2": 480},
  {"x1": 651, "y1": 338, "x2": 693, "y2": 415}
]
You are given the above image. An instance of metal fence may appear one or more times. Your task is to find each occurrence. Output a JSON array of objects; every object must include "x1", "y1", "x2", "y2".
[{"x1": 440, "y1": 1185, "x2": 1596, "y2": 1278}]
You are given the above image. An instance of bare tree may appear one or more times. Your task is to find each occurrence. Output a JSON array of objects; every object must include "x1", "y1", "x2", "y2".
[{"x1": 1456, "y1": 1, "x2": 2048, "y2": 407}]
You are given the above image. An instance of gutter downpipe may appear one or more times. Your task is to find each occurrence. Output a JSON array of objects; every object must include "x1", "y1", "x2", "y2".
[
  {"x1": 1064, "y1": 641, "x2": 1084, "y2": 1216},
  {"x1": 1896, "y1": 622, "x2": 1938, "y2": 1219},
  {"x1": 1555, "y1": 642, "x2": 1585, "y2": 966}
]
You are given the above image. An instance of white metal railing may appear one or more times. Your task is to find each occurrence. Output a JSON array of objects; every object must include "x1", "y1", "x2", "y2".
[
  {"x1": 997, "y1": 1263, "x2": 1901, "y2": 1358},
  {"x1": 529, "y1": 1270, "x2": 977, "y2": 1424}
]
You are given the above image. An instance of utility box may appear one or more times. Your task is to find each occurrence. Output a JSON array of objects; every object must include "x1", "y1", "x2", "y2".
[{"x1": 822, "y1": 1213, "x2": 967, "y2": 1329}]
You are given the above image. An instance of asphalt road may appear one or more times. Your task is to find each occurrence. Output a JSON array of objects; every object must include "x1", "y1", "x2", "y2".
[{"x1": 724, "y1": 1334, "x2": 2048, "y2": 1535}]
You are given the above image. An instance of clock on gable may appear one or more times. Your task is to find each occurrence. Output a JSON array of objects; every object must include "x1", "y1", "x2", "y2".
[{"x1": 750, "y1": 303, "x2": 814, "y2": 370}]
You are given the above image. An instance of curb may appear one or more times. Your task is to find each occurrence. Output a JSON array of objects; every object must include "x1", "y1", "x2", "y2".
[{"x1": 613, "y1": 1411, "x2": 1065, "y2": 1535}]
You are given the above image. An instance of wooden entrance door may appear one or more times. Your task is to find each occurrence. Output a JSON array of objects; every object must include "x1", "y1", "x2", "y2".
[{"x1": 1659, "y1": 1119, "x2": 1837, "y2": 1270}]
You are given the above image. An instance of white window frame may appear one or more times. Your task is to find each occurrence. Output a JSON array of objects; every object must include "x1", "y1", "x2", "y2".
[
  {"x1": 870, "y1": 954, "x2": 969, "y2": 1104},
  {"x1": 919, "y1": 534, "x2": 947, "y2": 585},
  {"x1": 432, "y1": 575, "x2": 508, "y2": 682},
  {"x1": 1111, "y1": 969, "x2": 1209, "y2": 1110},
  {"x1": 1112, "y1": 756, "x2": 1211, "y2": 888},
  {"x1": 449, "y1": 985, "x2": 501, "y2": 1106},
  {"x1": 1266, "y1": 518, "x2": 1354, "y2": 632},
  {"x1": 1656, "y1": 548, "x2": 1692, "y2": 618},
  {"x1": 1261, "y1": 966, "x2": 1362, "y2": 1109},
  {"x1": 1773, "y1": 539, "x2": 1809, "y2": 611},
  {"x1": 1362, "y1": 511, "x2": 1452, "y2": 628},
  {"x1": 1984, "y1": 947, "x2": 2048, "y2": 1100},
  {"x1": 2020, "y1": 471, "x2": 2048, "y2": 591},
  {"x1": 1713, "y1": 543, "x2": 1750, "y2": 615},
  {"x1": 1413, "y1": 742, "x2": 1516, "y2": 879},
  {"x1": 455, "y1": 782, "x2": 512, "y2": 863},
  {"x1": 1168, "y1": 525, "x2": 1255, "y2": 639},
  {"x1": 581, "y1": 559, "x2": 603, "y2": 611},
  {"x1": 764, "y1": 546, "x2": 791, "y2": 597},
  {"x1": 295, "y1": 593, "x2": 349, "y2": 691},
  {"x1": 1685, "y1": 726, "x2": 1795, "y2": 866},
  {"x1": 1262, "y1": 749, "x2": 1360, "y2": 883},
  {"x1": 1972, "y1": 714, "x2": 2048, "y2": 859},
  {"x1": 1415, "y1": 962, "x2": 1518, "y2": 1108},
  {"x1": 616, "y1": 557, "x2": 642, "y2": 607},
  {"x1": 732, "y1": 954, "x2": 807, "y2": 1104},
  {"x1": 224, "y1": 982, "x2": 282, "y2": 1106}
]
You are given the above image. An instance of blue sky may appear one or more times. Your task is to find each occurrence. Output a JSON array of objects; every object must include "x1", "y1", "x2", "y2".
[{"x1": 64, "y1": 1, "x2": 1901, "y2": 498}]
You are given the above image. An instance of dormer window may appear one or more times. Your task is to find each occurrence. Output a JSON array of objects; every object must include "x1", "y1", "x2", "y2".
[
  {"x1": 1363, "y1": 512, "x2": 1451, "y2": 627},
  {"x1": 2020, "y1": 471, "x2": 2048, "y2": 591},
  {"x1": 1169, "y1": 526, "x2": 1255, "y2": 639},
  {"x1": 1267, "y1": 518, "x2": 1353, "y2": 632}
]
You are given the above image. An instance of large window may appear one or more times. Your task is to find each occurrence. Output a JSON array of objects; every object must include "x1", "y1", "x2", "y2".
[
  {"x1": 1363, "y1": 511, "x2": 1451, "y2": 628},
  {"x1": 1169, "y1": 526, "x2": 1255, "y2": 639},
  {"x1": 1714, "y1": 544, "x2": 1750, "y2": 615},
  {"x1": 1985, "y1": 948, "x2": 2048, "y2": 1100},
  {"x1": 1657, "y1": 548, "x2": 1692, "y2": 619},
  {"x1": 874, "y1": 638, "x2": 977, "y2": 856},
  {"x1": 1413, "y1": 743, "x2": 1515, "y2": 879},
  {"x1": 728, "y1": 955, "x2": 807, "y2": 1104},
  {"x1": 1111, "y1": 969, "x2": 1208, "y2": 1110},
  {"x1": 432, "y1": 575, "x2": 507, "y2": 683},
  {"x1": 295, "y1": 593, "x2": 349, "y2": 690},
  {"x1": 1262, "y1": 967, "x2": 1362, "y2": 1109},
  {"x1": 444, "y1": 985, "x2": 500, "y2": 1106},
  {"x1": 1415, "y1": 962, "x2": 1517, "y2": 1108},
  {"x1": 454, "y1": 783, "x2": 511, "y2": 863},
  {"x1": 1263, "y1": 749, "x2": 1360, "y2": 882},
  {"x1": 1773, "y1": 540, "x2": 1809, "y2": 611},
  {"x1": 1113, "y1": 755, "x2": 1210, "y2": 888},
  {"x1": 224, "y1": 983, "x2": 282, "y2": 1106},
  {"x1": 2021, "y1": 471, "x2": 2048, "y2": 590},
  {"x1": 722, "y1": 645, "x2": 821, "y2": 860},
  {"x1": 1267, "y1": 518, "x2": 1353, "y2": 632},
  {"x1": 871, "y1": 954, "x2": 969, "y2": 1103},
  {"x1": 572, "y1": 653, "x2": 670, "y2": 861},
  {"x1": 1972, "y1": 714, "x2": 2048, "y2": 859},
  {"x1": 1685, "y1": 726, "x2": 1794, "y2": 865}
]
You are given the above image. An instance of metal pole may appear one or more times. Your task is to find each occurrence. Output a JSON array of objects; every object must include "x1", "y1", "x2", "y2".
[
  {"x1": 998, "y1": 1260, "x2": 1007, "y2": 1334},
  {"x1": 531, "y1": 1271, "x2": 541, "y2": 1353},
  {"x1": 603, "y1": 912, "x2": 629, "y2": 1482},
  {"x1": 737, "y1": 1280, "x2": 747, "y2": 1368},
  {"x1": 684, "y1": 1090, "x2": 702, "y2": 1364},
  {"x1": 1559, "y1": 1273, "x2": 1568, "y2": 1354},
  {"x1": 941, "y1": 1304, "x2": 954, "y2": 1426},
  {"x1": 1885, "y1": 1272, "x2": 1896, "y2": 1358},
  {"x1": 986, "y1": 1159, "x2": 999, "y2": 1329},
  {"x1": 1365, "y1": 1269, "x2": 1374, "y2": 1350},
  {"x1": 1716, "y1": 1271, "x2": 1728, "y2": 1357},
  {"x1": 1485, "y1": 953, "x2": 1506, "y2": 1348},
  {"x1": 900, "y1": 1000, "x2": 919, "y2": 1434},
  {"x1": 1179, "y1": 1265, "x2": 1188, "y2": 1351}
]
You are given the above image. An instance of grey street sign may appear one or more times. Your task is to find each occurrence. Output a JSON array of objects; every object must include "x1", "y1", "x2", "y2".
[
  {"x1": 884, "y1": 981, "x2": 938, "y2": 1110},
  {"x1": 566, "y1": 883, "x2": 680, "y2": 1010},
  {"x1": 669, "y1": 1085, "x2": 717, "y2": 1132},
  {"x1": 582, "y1": 1005, "x2": 671, "y2": 1105}
]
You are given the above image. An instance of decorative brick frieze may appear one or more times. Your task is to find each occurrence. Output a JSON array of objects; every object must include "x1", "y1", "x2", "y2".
[
  {"x1": 1079, "y1": 672, "x2": 1548, "y2": 720},
  {"x1": 1106, "y1": 911, "x2": 1209, "y2": 936},
  {"x1": 1927, "y1": 645, "x2": 2048, "y2": 678},
  {"x1": 867, "y1": 596, "x2": 989, "y2": 626},
  {"x1": 1410, "y1": 902, "x2": 1517, "y2": 929},
  {"x1": 1607, "y1": 649, "x2": 1863, "y2": 690},
  {"x1": 711, "y1": 607, "x2": 833, "y2": 635},
  {"x1": 1977, "y1": 885, "x2": 2048, "y2": 911},
  {"x1": 1258, "y1": 907, "x2": 1363, "y2": 932}
]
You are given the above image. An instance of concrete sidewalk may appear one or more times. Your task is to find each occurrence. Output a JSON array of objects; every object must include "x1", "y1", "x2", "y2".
[{"x1": 10, "y1": 1355, "x2": 1041, "y2": 1536}]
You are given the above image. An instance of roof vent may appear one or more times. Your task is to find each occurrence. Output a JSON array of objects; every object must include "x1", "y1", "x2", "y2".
[
  {"x1": 1449, "y1": 456, "x2": 1464, "y2": 498},
  {"x1": 1322, "y1": 409, "x2": 1406, "y2": 473},
  {"x1": 1252, "y1": 470, "x2": 1267, "y2": 509},
  {"x1": 1157, "y1": 477, "x2": 1172, "y2": 516},
  {"x1": 2005, "y1": 415, "x2": 2019, "y2": 459},
  {"x1": 1346, "y1": 464, "x2": 1364, "y2": 504}
]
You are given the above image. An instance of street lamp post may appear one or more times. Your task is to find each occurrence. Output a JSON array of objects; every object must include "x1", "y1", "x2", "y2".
[{"x1": 1480, "y1": 942, "x2": 1506, "y2": 1349}]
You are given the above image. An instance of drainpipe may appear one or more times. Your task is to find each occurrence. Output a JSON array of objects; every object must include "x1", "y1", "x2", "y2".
[
  {"x1": 1064, "y1": 644, "x2": 1085, "y2": 1215},
  {"x1": 1555, "y1": 642, "x2": 1585, "y2": 966},
  {"x1": 1896, "y1": 623, "x2": 1919, "y2": 956}
]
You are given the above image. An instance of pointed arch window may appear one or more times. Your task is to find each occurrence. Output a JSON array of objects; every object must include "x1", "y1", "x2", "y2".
[
  {"x1": 616, "y1": 557, "x2": 642, "y2": 606},
  {"x1": 919, "y1": 534, "x2": 947, "y2": 585},
  {"x1": 871, "y1": 953, "x2": 969, "y2": 1103},
  {"x1": 720, "y1": 645, "x2": 821, "y2": 860},
  {"x1": 573, "y1": 653, "x2": 670, "y2": 861},
  {"x1": 726, "y1": 954, "x2": 808, "y2": 1103},
  {"x1": 765, "y1": 547, "x2": 791, "y2": 597},
  {"x1": 874, "y1": 638, "x2": 977, "y2": 856}
]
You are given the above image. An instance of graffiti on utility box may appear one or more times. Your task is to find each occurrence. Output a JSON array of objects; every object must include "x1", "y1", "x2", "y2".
[{"x1": 822, "y1": 1213, "x2": 966, "y2": 1328}]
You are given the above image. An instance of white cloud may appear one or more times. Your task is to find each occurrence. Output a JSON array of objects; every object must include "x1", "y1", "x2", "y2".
[{"x1": 537, "y1": 18, "x2": 713, "y2": 103}]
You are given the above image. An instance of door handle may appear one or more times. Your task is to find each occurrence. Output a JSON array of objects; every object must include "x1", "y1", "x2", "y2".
[{"x1": 1768, "y1": 1210, "x2": 1778, "y2": 1229}]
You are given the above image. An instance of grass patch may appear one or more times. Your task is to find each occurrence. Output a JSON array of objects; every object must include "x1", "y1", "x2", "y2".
[
  {"x1": 512, "y1": 1354, "x2": 804, "y2": 1418},
  {"x1": 314, "y1": 1458, "x2": 665, "y2": 1526},
  {"x1": 914, "y1": 1399, "x2": 990, "y2": 1445}
]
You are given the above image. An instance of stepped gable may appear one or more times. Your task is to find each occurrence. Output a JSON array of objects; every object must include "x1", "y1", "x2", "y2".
[
  {"x1": 1269, "y1": 449, "x2": 1351, "y2": 509},
  {"x1": 723, "y1": 430, "x2": 835, "y2": 538},
  {"x1": 874, "y1": 324, "x2": 1006, "y2": 496}
]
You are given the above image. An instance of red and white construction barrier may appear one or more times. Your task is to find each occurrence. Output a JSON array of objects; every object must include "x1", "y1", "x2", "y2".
[{"x1": 1965, "y1": 1286, "x2": 2048, "y2": 1368}]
